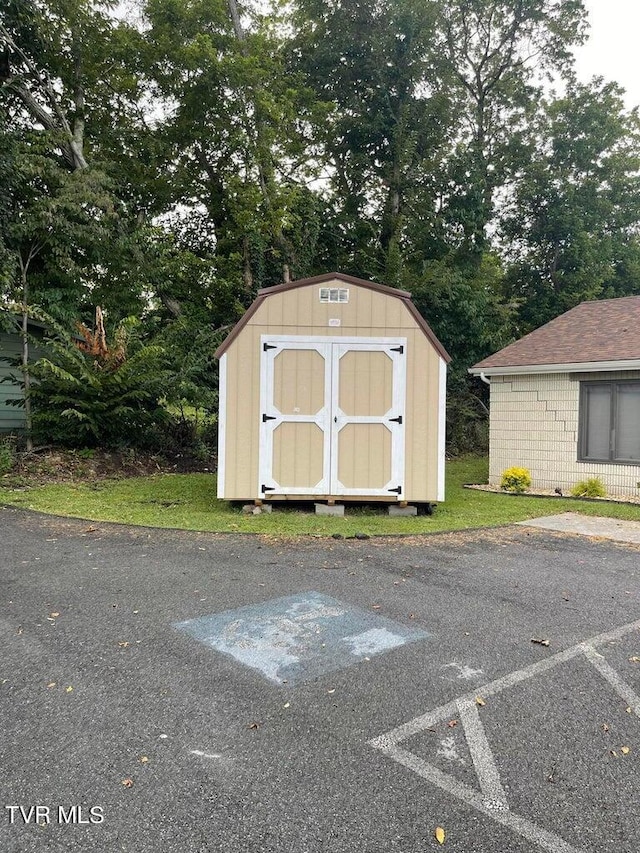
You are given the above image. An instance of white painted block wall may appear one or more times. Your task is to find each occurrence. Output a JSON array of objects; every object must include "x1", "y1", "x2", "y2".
[{"x1": 488, "y1": 372, "x2": 640, "y2": 497}]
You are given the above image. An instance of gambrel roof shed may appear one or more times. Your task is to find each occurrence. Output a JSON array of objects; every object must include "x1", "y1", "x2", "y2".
[{"x1": 215, "y1": 272, "x2": 450, "y2": 505}]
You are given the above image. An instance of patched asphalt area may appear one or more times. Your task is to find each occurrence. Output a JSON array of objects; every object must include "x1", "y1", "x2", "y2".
[{"x1": 1, "y1": 506, "x2": 639, "y2": 853}]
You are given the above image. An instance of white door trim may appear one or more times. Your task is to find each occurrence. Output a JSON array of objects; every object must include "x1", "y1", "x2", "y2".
[
  {"x1": 258, "y1": 338, "x2": 332, "y2": 496},
  {"x1": 330, "y1": 340, "x2": 406, "y2": 497},
  {"x1": 259, "y1": 335, "x2": 407, "y2": 498}
]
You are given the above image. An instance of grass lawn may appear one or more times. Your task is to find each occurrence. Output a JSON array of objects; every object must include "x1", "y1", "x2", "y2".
[{"x1": 3, "y1": 456, "x2": 640, "y2": 537}]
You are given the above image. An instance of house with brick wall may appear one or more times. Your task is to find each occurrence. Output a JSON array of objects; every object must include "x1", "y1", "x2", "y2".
[{"x1": 469, "y1": 296, "x2": 640, "y2": 498}]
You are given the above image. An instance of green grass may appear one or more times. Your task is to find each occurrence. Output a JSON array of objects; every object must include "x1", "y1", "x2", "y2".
[{"x1": 2, "y1": 457, "x2": 640, "y2": 537}]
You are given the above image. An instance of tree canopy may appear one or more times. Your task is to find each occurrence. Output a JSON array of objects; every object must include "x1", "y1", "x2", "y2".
[{"x1": 2, "y1": 0, "x2": 639, "y2": 453}]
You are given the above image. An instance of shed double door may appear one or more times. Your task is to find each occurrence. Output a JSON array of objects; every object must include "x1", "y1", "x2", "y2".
[{"x1": 259, "y1": 336, "x2": 406, "y2": 498}]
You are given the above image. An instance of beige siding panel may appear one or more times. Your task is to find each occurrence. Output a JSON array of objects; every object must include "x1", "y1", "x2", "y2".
[
  {"x1": 488, "y1": 372, "x2": 640, "y2": 497},
  {"x1": 222, "y1": 280, "x2": 443, "y2": 501},
  {"x1": 259, "y1": 279, "x2": 415, "y2": 332},
  {"x1": 273, "y1": 421, "x2": 325, "y2": 488},
  {"x1": 338, "y1": 423, "x2": 391, "y2": 489},
  {"x1": 338, "y1": 350, "x2": 392, "y2": 416}
]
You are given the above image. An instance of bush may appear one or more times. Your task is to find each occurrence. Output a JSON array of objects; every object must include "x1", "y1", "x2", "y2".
[
  {"x1": 500, "y1": 466, "x2": 532, "y2": 494},
  {"x1": 570, "y1": 477, "x2": 606, "y2": 498},
  {"x1": 0, "y1": 437, "x2": 15, "y2": 475},
  {"x1": 30, "y1": 315, "x2": 172, "y2": 450}
]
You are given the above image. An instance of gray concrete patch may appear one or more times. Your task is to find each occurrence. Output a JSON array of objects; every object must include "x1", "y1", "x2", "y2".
[{"x1": 517, "y1": 512, "x2": 640, "y2": 544}]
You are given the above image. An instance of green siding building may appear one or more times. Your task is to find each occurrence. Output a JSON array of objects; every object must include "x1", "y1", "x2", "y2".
[{"x1": 0, "y1": 330, "x2": 26, "y2": 432}]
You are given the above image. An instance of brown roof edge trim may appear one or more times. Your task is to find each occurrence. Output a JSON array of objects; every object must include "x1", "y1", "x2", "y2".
[
  {"x1": 256, "y1": 272, "x2": 413, "y2": 299},
  {"x1": 214, "y1": 272, "x2": 450, "y2": 362},
  {"x1": 403, "y1": 300, "x2": 451, "y2": 363},
  {"x1": 214, "y1": 295, "x2": 266, "y2": 359}
]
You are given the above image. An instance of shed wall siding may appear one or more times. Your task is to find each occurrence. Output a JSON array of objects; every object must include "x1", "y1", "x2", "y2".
[
  {"x1": 222, "y1": 281, "x2": 442, "y2": 501},
  {"x1": 0, "y1": 334, "x2": 25, "y2": 431},
  {"x1": 488, "y1": 371, "x2": 640, "y2": 496}
]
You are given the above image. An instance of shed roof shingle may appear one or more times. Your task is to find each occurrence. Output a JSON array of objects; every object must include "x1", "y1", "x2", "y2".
[{"x1": 471, "y1": 296, "x2": 640, "y2": 371}]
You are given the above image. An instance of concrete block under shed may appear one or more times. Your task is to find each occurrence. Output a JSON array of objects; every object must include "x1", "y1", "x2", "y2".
[
  {"x1": 388, "y1": 505, "x2": 417, "y2": 516},
  {"x1": 315, "y1": 503, "x2": 345, "y2": 516}
]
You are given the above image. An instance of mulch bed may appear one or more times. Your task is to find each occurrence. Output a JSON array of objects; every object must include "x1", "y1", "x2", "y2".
[{"x1": 1, "y1": 448, "x2": 213, "y2": 486}]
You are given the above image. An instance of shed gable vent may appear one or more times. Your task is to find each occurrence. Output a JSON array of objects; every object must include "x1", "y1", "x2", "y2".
[{"x1": 319, "y1": 287, "x2": 349, "y2": 303}]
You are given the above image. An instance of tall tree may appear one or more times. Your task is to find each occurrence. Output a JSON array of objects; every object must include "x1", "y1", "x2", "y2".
[
  {"x1": 437, "y1": 0, "x2": 587, "y2": 259},
  {"x1": 500, "y1": 79, "x2": 640, "y2": 330},
  {"x1": 291, "y1": 0, "x2": 450, "y2": 283}
]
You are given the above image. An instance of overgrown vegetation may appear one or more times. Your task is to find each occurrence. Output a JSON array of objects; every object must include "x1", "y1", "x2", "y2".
[
  {"x1": 570, "y1": 477, "x2": 607, "y2": 498},
  {"x1": 0, "y1": 436, "x2": 15, "y2": 474},
  {"x1": 29, "y1": 311, "x2": 171, "y2": 449},
  {"x1": 1, "y1": 2, "x2": 640, "y2": 453}
]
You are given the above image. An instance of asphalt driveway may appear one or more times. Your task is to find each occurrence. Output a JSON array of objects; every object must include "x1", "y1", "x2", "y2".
[{"x1": 1, "y1": 507, "x2": 639, "y2": 853}]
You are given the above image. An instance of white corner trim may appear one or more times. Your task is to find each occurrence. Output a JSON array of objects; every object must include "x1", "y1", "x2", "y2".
[
  {"x1": 437, "y1": 357, "x2": 447, "y2": 502},
  {"x1": 216, "y1": 353, "x2": 227, "y2": 499},
  {"x1": 469, "y1": 358, "x2": 640, "y2": 377}
]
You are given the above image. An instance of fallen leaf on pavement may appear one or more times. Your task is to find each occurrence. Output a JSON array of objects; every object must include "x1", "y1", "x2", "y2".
[
  {"x1": 118, "y1": 641, "x2": 130, "y2": 648},
  {"x1": 447, "y1": 720, "x2": 458, "y2": 728},
  {"x1": 372, "y1": 604, "x2": 381, "y2": 610},
  {"x1": 50, "y1": 612, "x2": 60, "y2": 618},
  {"x1": 475, "y1": 697, "x2": 486, "y2": 707},
  {"x1": 602, "y1": 723, "x2": 609, "y2": 732},
  {"x1": 121, "y1": 778, "x2": 134, "y2": 788},
  {"x1": 435, "y1": 826, "x2": 445, "y2": 844},
  {"x1": 610, "y1": 750, "x2": 618, "y2": 758},
  {"x1": 65, "y1": 686, "x2": 73, "y2": 693},
  {"x1": 139, "y1": 756, "x2": 149, "y2": 764},
  {"x1": 531, "y1": 638, "x2": 550, "y2": 647},
  {"x1": 47, "y1": 682, "x2": 56, "y2": 689},
  {"x1": 629, "y1": 657, "x2": 640, "y2": 663},
  {"x1": 247, "y1": 721, "x2": 262, "y2": 730},
  {"x1": 621, "y1": 746, "x2": 630, "y2": 755}
]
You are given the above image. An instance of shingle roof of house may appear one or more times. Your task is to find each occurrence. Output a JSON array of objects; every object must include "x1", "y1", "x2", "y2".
[{"x1": 470, "y1": 296, "x2": 640, "y2": 372}]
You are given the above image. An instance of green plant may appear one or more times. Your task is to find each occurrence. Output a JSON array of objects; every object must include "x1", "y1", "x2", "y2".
[
  {"x1": 29, "y1": 313, "x2": 171, "y2": 450},
  {"x1": 0, "y1": 437, "x2": 15, "y2": 475},
  {"x1": 500, "y1": 466, "x2": 532, "y2": 494},
  {"x1": 570, "y1": 477, "x2": 606, "y2": 498}
]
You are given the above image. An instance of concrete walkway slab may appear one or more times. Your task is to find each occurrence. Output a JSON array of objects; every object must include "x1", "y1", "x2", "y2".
[{"x1": 517, "y1": 512, "x2": 640, "y2": 544}]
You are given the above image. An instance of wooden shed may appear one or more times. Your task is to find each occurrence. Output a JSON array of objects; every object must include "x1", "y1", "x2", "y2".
[{"x1": 214, "y1": 273, "x2": 450, "y2": 507}]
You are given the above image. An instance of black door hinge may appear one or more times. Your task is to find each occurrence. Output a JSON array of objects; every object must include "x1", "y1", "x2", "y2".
[
  {"x1": 262, "y1": 485, "x2": 275, "y2": 492},
  {"x1": 263, "y1": 342, "x2": 277, "y2": 351},
  {"x1": 262, "y1": 413, "x2": 277, "y2": 422},
  {"x1": 390, "y1": 345, "x2": 404, "y2": 353},
  {"x1": 388, "y1": 485, "x2": 402, "y2": 494},
  {"x1": 389, "y1": 415, "x2": 403, "y2": 424}
]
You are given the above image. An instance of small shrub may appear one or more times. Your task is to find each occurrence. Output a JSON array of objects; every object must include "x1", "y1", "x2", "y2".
[
  {"x1": 500, "y1": 466, "x2": 532, "y2": 494},
  {"x1": 570, "y1": 477, "x2": 606, "y2": 498},
  {"x1": 0, "y1": 437, "x2": 15, "y2": 475}
]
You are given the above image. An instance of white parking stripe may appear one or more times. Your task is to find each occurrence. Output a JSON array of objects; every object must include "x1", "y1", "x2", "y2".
[
  {"x1": 382, "y1": 745, "x2": 583, "y2": 853},
  {"x1": 369, "y1": 616, "x2": 640, "y2": 852},
  {"x1": 371, "y1": 616, "x2": 640, "y2": 746},
  {"x1": 582, "y1": 645, "x2": 640, "y2": 717},
  {"x1": 457, "y1": 698, "x2": 508, "y2": 810}
]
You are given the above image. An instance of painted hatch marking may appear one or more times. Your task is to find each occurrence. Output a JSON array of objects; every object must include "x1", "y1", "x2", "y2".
[{"x1": 174, "y1": 591, "x2": 429, "y2": 685}]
